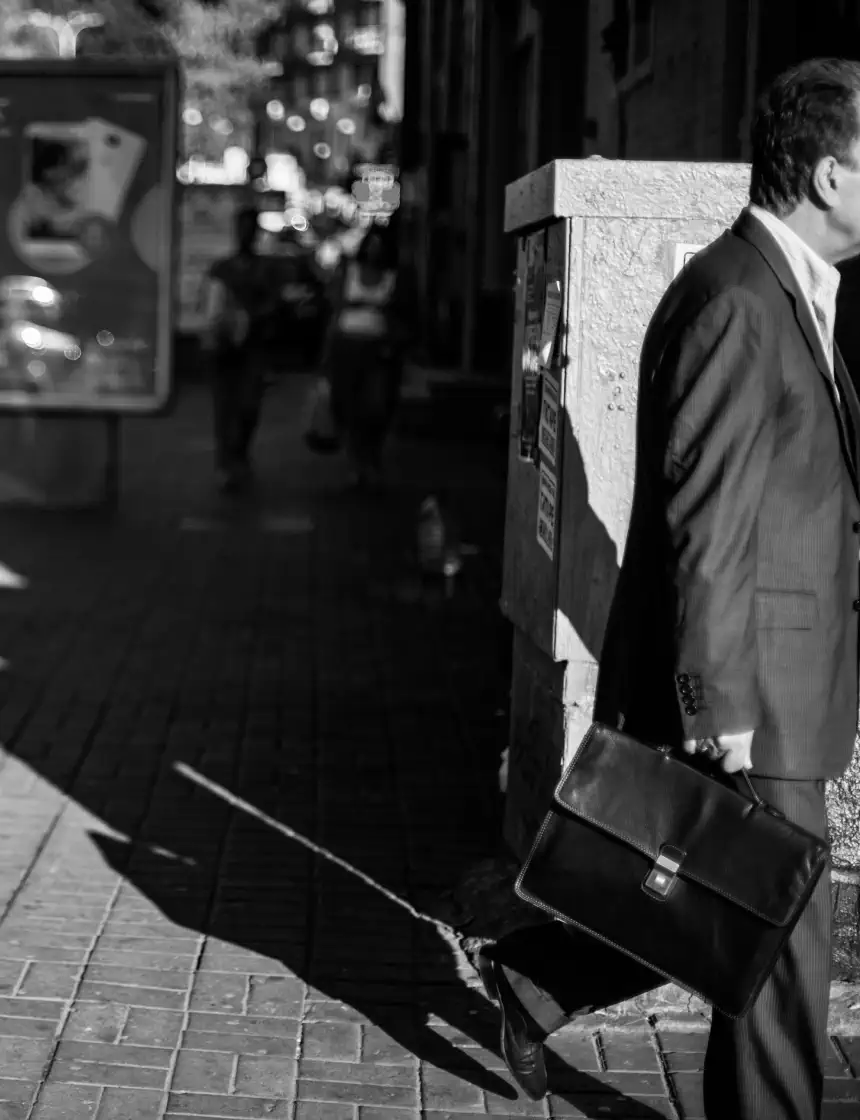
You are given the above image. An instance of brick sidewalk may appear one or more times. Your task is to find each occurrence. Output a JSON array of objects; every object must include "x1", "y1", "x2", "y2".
[{"x1": 0, "y1": 377, "x2": 853, "y2": 1120}]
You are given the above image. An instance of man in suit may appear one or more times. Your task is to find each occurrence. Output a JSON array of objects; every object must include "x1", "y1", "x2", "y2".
[{"x1": 479, "y1": 58, "x2": 860, "y2": 1120}]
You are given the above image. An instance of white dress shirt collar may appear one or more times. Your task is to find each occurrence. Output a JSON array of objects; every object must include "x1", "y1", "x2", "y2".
[{"x1": 747, "y1": 204, "x2": 841, "y2": 371}]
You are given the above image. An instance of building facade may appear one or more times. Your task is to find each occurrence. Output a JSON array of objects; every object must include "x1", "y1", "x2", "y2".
[
  {"x1": 252, "y1": 0, "x2": 404, "y2": 194},
  {"x1": 584, "y1": 0, "x2": 860, "y2": 163},
  {"x1": 401, "y1": 0, "x2": 860, "y2": 374},
  {"x1": 399, "y1": 0, "x2": 588, "y2": 372}
]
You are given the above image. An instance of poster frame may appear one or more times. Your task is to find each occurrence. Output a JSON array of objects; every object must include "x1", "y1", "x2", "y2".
[{"x1": 0, "y1": 58, "x2": 179, "y2": 417}]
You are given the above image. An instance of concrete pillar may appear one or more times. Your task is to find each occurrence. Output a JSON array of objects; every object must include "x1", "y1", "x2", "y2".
[{"x1": 501, "y1": 160, "x2": 860, "y2": 994}]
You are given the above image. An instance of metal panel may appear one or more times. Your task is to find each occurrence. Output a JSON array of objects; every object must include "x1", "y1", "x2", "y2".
[{"x1": 501, "y1": 218, "x2": 567, "y2": 658}]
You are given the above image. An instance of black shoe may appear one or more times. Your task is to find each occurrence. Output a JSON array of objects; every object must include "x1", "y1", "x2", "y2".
[{"x1": 478, "y1": 952, "x2": 548, "y2": 1102}]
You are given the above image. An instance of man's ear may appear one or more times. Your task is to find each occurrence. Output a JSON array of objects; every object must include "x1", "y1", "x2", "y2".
[{"x1": 811, "y1": 155, "x2": 841, "y2": 208}]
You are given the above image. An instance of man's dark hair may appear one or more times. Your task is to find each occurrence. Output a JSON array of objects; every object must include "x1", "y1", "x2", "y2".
[{"x1": 750, "y1": 58, "x2": 860, "y2": 215}]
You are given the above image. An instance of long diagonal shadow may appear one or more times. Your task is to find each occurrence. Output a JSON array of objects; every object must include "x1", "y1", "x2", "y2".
[
  {"x1": 84, "y1": 756, "x2": 670, "y2": 1116},
  {"x1": 87, "y1": 759, "x2": 515, "y2": 1098},
  {"x1": 0, "y1": 393, "x2": 667, "y2": 1116}
]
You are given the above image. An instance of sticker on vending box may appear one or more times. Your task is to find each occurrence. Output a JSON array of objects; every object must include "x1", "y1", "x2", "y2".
[
  {"x1": 539, "y1": 279, "x2": 562, "y2": 368},
  {"x1": 537, "y1": 463, "x2": 557, "y2": 560},
  {"x1": 538, "y1": 371, "x2": 560, "y2": 466},
  {"x1": 672, "y1": 243, "x2": 705, "y2": 279},
  {"x1": 520, "y1": 337, "x2": 542, "y2": 462}
]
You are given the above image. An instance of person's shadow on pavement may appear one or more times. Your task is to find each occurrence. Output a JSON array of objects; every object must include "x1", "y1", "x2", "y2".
[
  {"x1": 0, "y1": 386, "x2": 666, "y2": 1116},
  {"x1": 88, "y1": 767, "x2": 515, "y2": 1099},
  {"x1": 84, "y1": 757, "x2": 668, "y2": 1117}
]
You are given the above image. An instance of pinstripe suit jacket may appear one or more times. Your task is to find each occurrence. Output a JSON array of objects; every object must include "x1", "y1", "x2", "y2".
[{"x1": 594, "y1": 209, "x2": 860, "y2": 779}]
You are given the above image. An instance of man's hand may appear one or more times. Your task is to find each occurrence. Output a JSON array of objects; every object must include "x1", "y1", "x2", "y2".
[{"x1": 683, "y1": 730, "x2": 754, "y2": 773}]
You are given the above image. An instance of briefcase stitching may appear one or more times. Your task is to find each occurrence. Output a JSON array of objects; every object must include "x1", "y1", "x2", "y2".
[{"x1": 547, "y1": 724, "x2": 827, "y2": 927}]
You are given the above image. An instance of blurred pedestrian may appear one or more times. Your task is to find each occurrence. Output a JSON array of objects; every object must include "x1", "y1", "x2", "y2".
[
  {"x1": 321, "y1": 226, "x2": 405, "y2": 489},
  {"x1": 479, "y1": 57, "x2": 860, "y2": 1120},
  {"x1": 274, "y1": 226, "x2": 329, "y2": 369},
  {"x1": 200, "y1": 206, "x2": 274, "y2": 493}
]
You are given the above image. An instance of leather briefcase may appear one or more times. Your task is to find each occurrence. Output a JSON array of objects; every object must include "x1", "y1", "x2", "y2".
[{"x1": 515, "y1": 723, "x2": 830, "y2": 1018}]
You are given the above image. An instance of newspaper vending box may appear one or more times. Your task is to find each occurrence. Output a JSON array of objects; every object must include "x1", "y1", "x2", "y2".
[{"x1": 500, "y1": 158, "x2": 750, "y2": 856}]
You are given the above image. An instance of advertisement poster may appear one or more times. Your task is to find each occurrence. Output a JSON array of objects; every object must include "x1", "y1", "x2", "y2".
[
  {"x1": 520, "y1": 230, "x2": 546, "y2": 462},
  {"x1": 537, "y1": 463, "x2": 557, "y2": 560},
  {"x1": 0, "y1": 62, "x2": 177, "y2": 413}
]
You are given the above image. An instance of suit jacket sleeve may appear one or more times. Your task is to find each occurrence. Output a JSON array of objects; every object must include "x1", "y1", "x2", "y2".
[{"x1": 661, "y1": 287, "x2": 778, "y2": 740}]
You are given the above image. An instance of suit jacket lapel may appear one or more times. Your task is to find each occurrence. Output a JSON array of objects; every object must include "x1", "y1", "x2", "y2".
[
  {"x1": 734, "y1": 210, "x2": 860, "y2": 497},
  {"x1": 834, "y1": 344, "x2": 860, "y2": 488}
]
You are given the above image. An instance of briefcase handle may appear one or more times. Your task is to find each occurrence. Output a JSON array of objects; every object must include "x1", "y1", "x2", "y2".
[
  {"x1": 733, "y1": 768, "x2": 772, "y2": 811},
  {"x1": 657, "y1": 743, "x2": 783, "y2": 818},
  {"x1": 716, "y1": 764, "x2": 786, "y2": 818}
]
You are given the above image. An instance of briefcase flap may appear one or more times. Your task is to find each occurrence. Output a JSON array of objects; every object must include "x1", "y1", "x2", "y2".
[{"x1": 553, "y1": 724, "x2": 829, "y2": 928}]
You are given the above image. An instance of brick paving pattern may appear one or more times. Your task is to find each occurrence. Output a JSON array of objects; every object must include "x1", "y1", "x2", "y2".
[{"x1": 0, "y1": 376, "x2": 854, "y2": 1119}]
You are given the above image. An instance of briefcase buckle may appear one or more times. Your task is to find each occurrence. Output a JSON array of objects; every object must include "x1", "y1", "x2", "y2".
[{"x1": 642, "y1": 844, "x2": 685, "y2": 901}]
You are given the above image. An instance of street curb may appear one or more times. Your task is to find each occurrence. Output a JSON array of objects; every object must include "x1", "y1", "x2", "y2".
[
  {"x1": 464, "y1": 971, "x2": 860, "y2": 1035},
  {"x1": 556, "y1": 982, "x2": 860, "y2": 1034}
]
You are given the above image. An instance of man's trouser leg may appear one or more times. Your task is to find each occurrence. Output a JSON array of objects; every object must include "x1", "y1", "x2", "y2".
[
  {"x1": 212, "y1": 362, "x2": 241, "y2": 471},
  {"x1": 703, "y1": 778, "x2": 831, "y2": 1120},
  {"x1": 236, "y1": 366, "x2": 263, "y2": 464},
  {"x1": 486, "y1": 921, "x2": 663, "y2": 1037}
]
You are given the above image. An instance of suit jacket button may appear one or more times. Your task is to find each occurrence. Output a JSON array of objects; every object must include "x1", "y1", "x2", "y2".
[
  {"x1": 685, "y1": 705, "x2": 697, "y2": 715},
  {"x1": 854, "y1": 599, "x2": 860, "y2": 612},
  {"x1": 677, "y1": 673, "x2": 691, "y2": 684},
  {"x1": 853, "y1": 521, "x2": 860, "y2": 532}
]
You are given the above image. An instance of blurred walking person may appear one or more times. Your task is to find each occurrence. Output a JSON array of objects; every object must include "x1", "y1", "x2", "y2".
[
  {"x1": 201, "y1": 206, "x2": 273, "y2": 493},
  {"x1": 322, "y1": 226, "x2": 404, "y2": 489}
]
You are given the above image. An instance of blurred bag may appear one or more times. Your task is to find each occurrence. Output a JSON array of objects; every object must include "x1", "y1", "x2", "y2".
[{"x1": 304, "y1": 378, "x2": 341, "y2": 454}]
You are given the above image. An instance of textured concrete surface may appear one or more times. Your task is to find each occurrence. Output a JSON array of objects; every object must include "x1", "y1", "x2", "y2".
[
  {"x1": 504, "y1": 158, "x2": 751, "y2": 232},
  {"x1": 829, "y1": 743, "x2": 860, "y2": 868}
]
